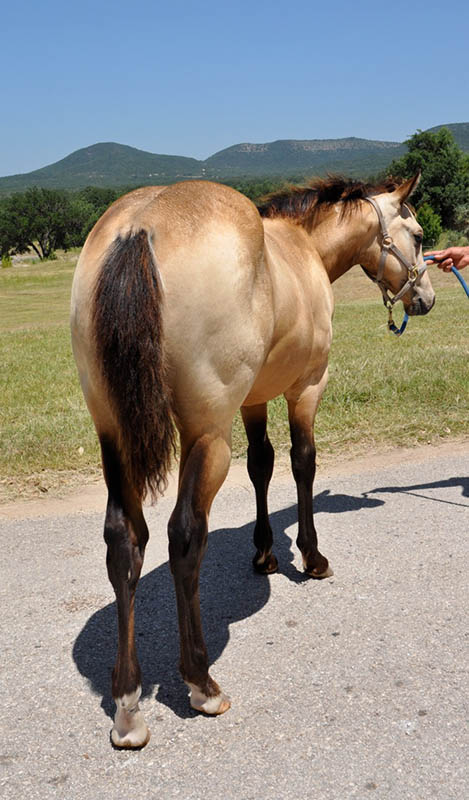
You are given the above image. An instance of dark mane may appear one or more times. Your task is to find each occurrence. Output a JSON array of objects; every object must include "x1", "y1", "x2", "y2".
[{"x1": 257, "y1": 175, "x2": 400, "y2": 230}]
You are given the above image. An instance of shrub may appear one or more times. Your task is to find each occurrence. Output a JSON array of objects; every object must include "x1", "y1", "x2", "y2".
[{"x1": 416, "y1": 203, "x2": 442, "y2": 248}]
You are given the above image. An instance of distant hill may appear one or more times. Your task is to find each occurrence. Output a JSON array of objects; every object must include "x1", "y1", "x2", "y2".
[
  {"x1": 1, "y1": 124, "x2": 468, "y2": 193},
  {"x1": 205, "y1": 137, "x2": 406, "y2": 177},
  {"x1": 0, "y1": 143, "x2": 203, "y2": 192}
]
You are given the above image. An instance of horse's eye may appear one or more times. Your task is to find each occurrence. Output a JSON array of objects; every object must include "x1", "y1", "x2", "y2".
[{"x1": 414, "y1": 233, "x2": 423, "y2": 247}]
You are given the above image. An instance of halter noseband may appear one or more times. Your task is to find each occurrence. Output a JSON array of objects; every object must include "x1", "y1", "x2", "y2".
[{"x1": 362, "y1": 195, "x2": 428, "y2": 334}]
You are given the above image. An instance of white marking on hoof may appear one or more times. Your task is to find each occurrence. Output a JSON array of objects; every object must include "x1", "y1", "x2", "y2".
[
  {"x1": 303, "y1": 558, "x2": 334, "y2": 578},
  {"x1": 111, "y1": 686, "x2": 150, "y2": 749},
  {"x1": 187, "y1": 683, "x2": 231, "y2": 715},
  {"x1": 315, "y1": 564, "x2": 334, "y2": 578},
  {"x1": 254, "y1": 551, "x2": 278, "y2": 573}
]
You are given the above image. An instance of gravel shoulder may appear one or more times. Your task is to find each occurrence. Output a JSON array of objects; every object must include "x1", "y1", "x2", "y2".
[{"x1": 2, "y1": 437, "x2": 469, "y2": 520}]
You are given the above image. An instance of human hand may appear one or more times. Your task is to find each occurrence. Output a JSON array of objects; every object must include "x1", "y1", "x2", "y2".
[{"x1": 424, "y1": 246, "x2": 469, "y2": 272}]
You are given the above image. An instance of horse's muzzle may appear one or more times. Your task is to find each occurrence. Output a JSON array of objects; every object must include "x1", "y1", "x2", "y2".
[{"x1": 405, "y1": 293, "x2": 436, "y2": 316}]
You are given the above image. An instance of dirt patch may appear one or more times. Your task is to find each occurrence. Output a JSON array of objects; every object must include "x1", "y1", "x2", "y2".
[
  {"x1": 1, "y1": 438, "x2": 468, "y2": 521},
  {"x1": 0, "y1": 468, "x2": 102, "y2": 505}
]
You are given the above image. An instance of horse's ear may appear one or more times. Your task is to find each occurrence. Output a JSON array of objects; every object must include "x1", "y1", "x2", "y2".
[{"x1": 390, "y1": 173, "x2": 421, "y2": 206}]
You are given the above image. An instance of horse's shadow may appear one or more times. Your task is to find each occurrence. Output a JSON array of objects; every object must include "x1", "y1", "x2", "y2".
[
  {"x1": 366, "y1": 476, "x2": 469, "y2": 506},
  {"x1": 73, "y1": 489, "x2": 384, "y2": 719}
]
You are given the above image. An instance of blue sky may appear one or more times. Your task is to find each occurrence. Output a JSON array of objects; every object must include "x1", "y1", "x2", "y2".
[{"x1": 2, "y1": 0, "x2": 469, "y2": 176}]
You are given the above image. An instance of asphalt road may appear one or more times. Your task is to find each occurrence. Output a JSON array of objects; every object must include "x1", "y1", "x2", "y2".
[{"x1": 1, "y1": 446, "x2": 468, "y2": 799}]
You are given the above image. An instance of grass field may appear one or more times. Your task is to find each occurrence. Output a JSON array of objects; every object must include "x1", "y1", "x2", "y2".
[{"x1": 1, "y1": 251, "x2": 468, "y2": 502}]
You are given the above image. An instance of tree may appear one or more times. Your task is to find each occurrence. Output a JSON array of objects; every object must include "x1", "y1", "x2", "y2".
[
  {"x1": 454, "y1": 203, "x2": 469, "y2": 238},
  {"x1": 387, "y1": 128, "x2": 469, "y2": 227},
  {"x1": 416, "y1": 203, "x2": 442, "y2": 247},
  {"x1": 0, "y1": 187, "x2": 92, "y2": 259},
  {"x1": 0, "y1": 201, "x2": 15, "y2": 258},
  {"x1": 73, "y1": 186, "x2": 122, "y2": 243}
]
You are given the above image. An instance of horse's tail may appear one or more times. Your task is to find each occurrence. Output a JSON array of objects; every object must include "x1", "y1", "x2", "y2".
[{"x1": 92, "y1": 229, "x2": 176, "y2": 502}]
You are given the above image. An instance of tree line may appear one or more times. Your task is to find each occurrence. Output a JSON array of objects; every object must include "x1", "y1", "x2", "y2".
[
  {"x1": 1, "y1": 128, "x2": 469, "y2": 262},
  {"x1": 0, "y1": 186, "x2": 123, "y2": 260}
]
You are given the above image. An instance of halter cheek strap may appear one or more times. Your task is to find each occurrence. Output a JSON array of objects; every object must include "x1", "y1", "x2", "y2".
[{"x1": 363, "y1": 195, "x2": 428, "y2": 309}]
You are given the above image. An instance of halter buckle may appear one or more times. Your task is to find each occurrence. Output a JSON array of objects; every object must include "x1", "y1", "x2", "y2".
[{"x1": 382, "y1": 234, "x2": 393, "y2": 248}]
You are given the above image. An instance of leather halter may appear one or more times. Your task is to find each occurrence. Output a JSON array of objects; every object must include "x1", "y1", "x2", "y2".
[{"x1": 362, "y1": 195, "x2": 428, "y2": 310}]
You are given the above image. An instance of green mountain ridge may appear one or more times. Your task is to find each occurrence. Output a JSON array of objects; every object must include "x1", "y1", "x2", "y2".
[
  {"x1": 1, "y1": 123, "x2": 468, "y2": 193},
  {"x1": 204, "y1": 136, "x2": 408, "y2": 177},
  {"x1": 0, "y1": 142, "x2": 203, "y2": 192}
]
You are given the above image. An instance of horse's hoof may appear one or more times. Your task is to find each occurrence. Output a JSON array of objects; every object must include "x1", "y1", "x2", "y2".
[
  {"x1": 111, "y1": 688, "x2": 150, "y2": 749},
  {"x1": 305, "y1": 564, "x2": 334, "y2": 579},
  {"x1": 111, "y1": 723, "x2": 151, "y2": 750},
  {"x1": 188, "y1": 683, "x2": 231, "y2": 715},
  {"x1": 253, "y1": 551, "x2": 278, "y2": 574}
]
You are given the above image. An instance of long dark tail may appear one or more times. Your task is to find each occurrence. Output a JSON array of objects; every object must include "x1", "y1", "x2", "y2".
[{"x1": 93, "y1": 229, "x2": 176, "y2": 501}]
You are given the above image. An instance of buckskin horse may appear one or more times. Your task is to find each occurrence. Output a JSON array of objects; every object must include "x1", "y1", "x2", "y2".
[{"x1": 70, "y1": 173, "x2": 435, "y2": 747}]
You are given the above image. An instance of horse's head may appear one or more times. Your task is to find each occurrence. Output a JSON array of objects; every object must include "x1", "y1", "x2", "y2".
[{"x1": 360, "y1": 174, "x2": 435, "y2": 317}]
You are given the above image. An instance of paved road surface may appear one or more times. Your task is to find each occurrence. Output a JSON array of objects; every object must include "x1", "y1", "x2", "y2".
[{"x1": 1, "y1": 445, "x2": 468, "y2": 799}]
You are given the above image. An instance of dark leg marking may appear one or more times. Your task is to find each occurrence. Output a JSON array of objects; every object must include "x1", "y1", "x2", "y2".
[
  {"x1": 242, "y1": 404, "x2": 278, "y2": 574},
  {"x1": 289, "y1": 424, "x2": 331, "y2": 578}
]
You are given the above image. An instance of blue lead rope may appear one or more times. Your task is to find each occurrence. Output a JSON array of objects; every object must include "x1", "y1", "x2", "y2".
[
  {"x1": 447, "y1": 265, "x2": 469, "y2": 297},
  {"x1": 423, "y1": 255, "x2": 469, "y2": 297},
  {"x1": 389, "y1": 257, "x2": 469, "y2": 337}
]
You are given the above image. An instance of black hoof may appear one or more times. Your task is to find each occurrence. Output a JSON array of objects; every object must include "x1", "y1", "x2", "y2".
[
  {"x1": 253, "y1": 552, "x2": 278, "y2": 574},
  {"x1": 303, "y1": 554, "x2": 333, "y2": 579}
]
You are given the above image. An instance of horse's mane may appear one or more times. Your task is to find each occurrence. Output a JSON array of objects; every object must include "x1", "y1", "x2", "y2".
[{"x1": 256, "y1": 175, "x2": 400, "y2": 230}]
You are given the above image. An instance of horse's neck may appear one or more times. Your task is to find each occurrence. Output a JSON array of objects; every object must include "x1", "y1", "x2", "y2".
[{"x1": 311, "y1": 209, "x2": 372, "y2": 283}]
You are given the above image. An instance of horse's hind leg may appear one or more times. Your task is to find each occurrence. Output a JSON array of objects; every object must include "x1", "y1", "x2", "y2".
[
  {"x1": 241, "y1": 404, "x2": 278, "y2": 574},
  {"x1": 168, "y1": 430, "x2": 231, "y2": 714},
  {"x1": 100, "y1": 436, "x2": 151, "y2": 749},
  {"x1": 286, "y1": 378, "x2": 333, "y2": 579}
]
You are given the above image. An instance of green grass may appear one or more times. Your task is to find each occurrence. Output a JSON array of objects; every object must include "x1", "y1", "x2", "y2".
[
  {"x1": 318, "y1": 291, "x2": 469, "y2": 451},
  {"x1": 0, "y1": 251, "x2": 78, "y2": 329},
  {"x1": 0, "y1": 326, "x2": 100, "y2": 472},
  {"x1": 1, "y1": 253, "x2": 468, "y2": 502}
]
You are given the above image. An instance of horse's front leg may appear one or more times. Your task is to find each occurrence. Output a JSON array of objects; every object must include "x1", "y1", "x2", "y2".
[
  {"x1": 241, "y1": 403, "x2": 277, "y2": 574},
  {"x1": 285, "y1": 375, "x2": 333, "y2": 579},
  {"x1": 168, "y1": 430, "x2": 232, "y2": 714}
]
